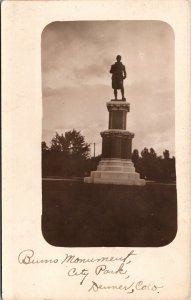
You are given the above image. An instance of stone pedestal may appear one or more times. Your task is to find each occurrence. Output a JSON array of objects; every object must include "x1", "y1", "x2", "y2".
[
  {"x1": 101, "y1": 130, "x2": 134, "y2": 159},
  {"x1": 84, "y1": 159, "x2": 145, "y2": 185},
  {"x1": 84, "y1": 100, "x2": 145, "y2": 185}
]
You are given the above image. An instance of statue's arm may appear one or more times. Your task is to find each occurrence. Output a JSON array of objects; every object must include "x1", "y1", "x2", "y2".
[
  {"x1": 110, "y1": 65, "x2": 114, "y2": 74},
  {"x1": 123, "y1": 65, "x2": 127, "y2": 79}
]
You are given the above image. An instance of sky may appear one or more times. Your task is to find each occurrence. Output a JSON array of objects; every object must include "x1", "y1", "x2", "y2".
[{"x1": 41, "y1": 21, "x2": 175, "y2": 157}]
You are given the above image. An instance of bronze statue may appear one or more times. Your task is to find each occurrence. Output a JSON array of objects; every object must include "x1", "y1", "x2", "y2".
[{"x1": 110, "y1": 55, "x2": 126, "y2": 100}]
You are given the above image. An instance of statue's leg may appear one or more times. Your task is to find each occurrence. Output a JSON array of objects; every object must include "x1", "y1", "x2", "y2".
[
  {"x1": 121, "y1": 87, "x2": 125, "y2": 100},
  {"x1": 114, "y1": 89, "x2": 117, "y2": 100}
]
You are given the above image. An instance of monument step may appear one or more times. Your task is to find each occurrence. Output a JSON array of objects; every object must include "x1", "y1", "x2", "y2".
[
  {"x1": 84, "y1": 158, "x2": 146, "y2": 185},
  {"x1": 94, "y1": 178, "x2": 145, "y2": 186},
  {"x1": 97, "y1": 166, "x2": 135, "y2": 172},
  {"x1": 90, "y1": 170, "x2": 140, "y2": 180},
  {"x1": 98, "y1": 159, "x2": 134, "y2": 167},
  {"x1": 84, "y1": 176, "x2": 145, "y2": 186}
]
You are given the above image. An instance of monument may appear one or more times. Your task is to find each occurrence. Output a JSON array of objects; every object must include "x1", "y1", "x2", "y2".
[{"x1": 84, "y1": 55, "x2": 145, "y2": 185}]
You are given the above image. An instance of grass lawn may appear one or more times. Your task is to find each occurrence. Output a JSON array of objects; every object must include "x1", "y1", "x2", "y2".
[{"x1": 42, "y1": 180, "x2": 177, "y2": 247}]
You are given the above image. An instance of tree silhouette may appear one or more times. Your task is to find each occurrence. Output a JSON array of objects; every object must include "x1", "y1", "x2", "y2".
[
  {"x1": 132, "y1": 149, "x2": 140, "y2": 163},
  {"x1": 132, "y1": 147, "x2": 176, "y2": 181},
  {"x1": 50, "y1": 130, "x2": 90, "y2": 158},
  {"x1": 65, "y1": 130, "x2": 90, "y2": 158},
  {"x1": 141, "y1": 147, "x2": 149, "y2": 158},
  {"x1": 42, "y1": 131, "x2": 176, "y2": 181},
  {"x1": 42, "y1": 130, "x2": 90, "y2": 177},
  {"x1": 50, "y1": 133, "x2": 68, "y2": 153},
  {"x1": 149, "y1": 148, "x2": 157, "y2": 159},
  {"x1": 163, "y1": 149, "x2": 170, "y2": 159},
  {"x1": 41, "y1": 141, "x2": 49, "y2": 152}
]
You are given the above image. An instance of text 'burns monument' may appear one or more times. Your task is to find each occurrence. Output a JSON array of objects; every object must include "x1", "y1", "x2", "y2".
[{"x1": 84, "y1": 55, "x2": 145, "y2": 185}]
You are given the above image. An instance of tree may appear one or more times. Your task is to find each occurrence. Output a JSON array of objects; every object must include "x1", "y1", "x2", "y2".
[
  {"x1": 163, "y1": 149, "x2": 170, "y2": 159},
  {"x1": 64, "y1": 130, "x2": 90, "y2": 158},
  {"x1": 139, "y1": 147, "x2": 158, "y2": 180},
  {"x1": 41, "y1": 141, "x2": 49, "y2": 152},
  {"x1": 132, "y1": 149, "x2": 139, "y2": 163},
  {"x1": 42, "y1": 130, "x2": 91, "y2": 177},
  {"x1": 149, "y1": 148, "x2": 157, "y2": 159},
  {"x1": 132, "y1": 147, "x2": 176, "y2": 182},
  {"x1": 50, "y1": 133, "x2": 68, "y2": 153},
  {"x1": 50, "y1": 130, "x2": 90, "y2": 158},
  {"x1": 141, "y1": 147, "x2": 149, "y2": 158}
]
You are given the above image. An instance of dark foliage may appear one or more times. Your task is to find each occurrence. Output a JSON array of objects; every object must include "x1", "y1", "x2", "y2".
[
  {"x1": 50, "y1": 130, "x2": 90, "y2": 158},
  {"x1": 42, "y1": 130, "x2": 91, "y2": 177},
  {"x1": 42, "y1": 132, "x2": 176, "y2": 182},
  {"x1": 132, "y1": 148, "x2": 176, "y2": 182}
]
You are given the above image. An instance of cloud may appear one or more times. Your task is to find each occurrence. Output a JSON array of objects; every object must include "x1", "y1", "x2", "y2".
[{"x1": 42, "y1": 21, "x2": 175, "y2": 156}]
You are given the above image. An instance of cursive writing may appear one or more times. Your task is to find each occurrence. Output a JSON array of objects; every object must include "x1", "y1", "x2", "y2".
[
  {"x1": 95, "y1": 263, "x2": 127, "y2": 276},
  {"x1": 61, "y1": 250, "x2": 136, "y2": 265},
  {"x1": 88, "y1": 280, "x2": 163, "y2": 294},
  {"x1": 17, "y1": 249, "x2": 164, "y2": 295},
  {"x1": 68, "y1": 267, "x2": 89, "y2": 285},
  {"x1": 18, "y1": 249, "x2": 136, "y2": 266},
  {"x1": 18, "y1": 249, "x2": 59, "y2": 265}
]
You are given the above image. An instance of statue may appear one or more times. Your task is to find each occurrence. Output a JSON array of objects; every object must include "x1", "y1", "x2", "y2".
[{"x1": 110, "y1": 55, "x2": 126, "y2": 101}]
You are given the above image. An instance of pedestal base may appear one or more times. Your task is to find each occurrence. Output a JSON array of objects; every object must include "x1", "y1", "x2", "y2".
[{"x1": 84, "y1": 159, "x2": 145, "y2": 186}]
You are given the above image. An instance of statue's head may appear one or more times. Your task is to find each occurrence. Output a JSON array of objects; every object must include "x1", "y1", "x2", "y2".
[{"x1": 116, "y1": 55, "x2": 121, "y2": 62}]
